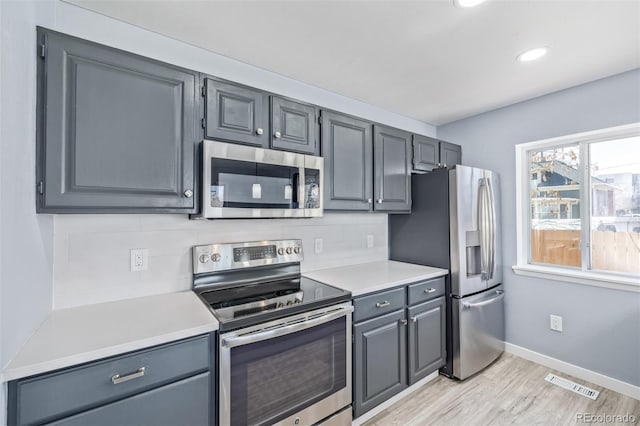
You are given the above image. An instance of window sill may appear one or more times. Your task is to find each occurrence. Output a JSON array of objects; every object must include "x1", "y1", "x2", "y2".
[{"x1": 512, "y1": 264, "x2": 640, "y2": 293}]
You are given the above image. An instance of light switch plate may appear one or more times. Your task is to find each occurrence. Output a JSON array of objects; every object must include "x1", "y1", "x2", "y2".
[
  {"x1": 550, "y1": 314, "x2": 563, "y2": 332},
  {"x1": 314, "y1": 238, "x2": 323, "y2": 254},
  {"x1": 367, "y1": 235, "x2": 374, "y2": 248}
]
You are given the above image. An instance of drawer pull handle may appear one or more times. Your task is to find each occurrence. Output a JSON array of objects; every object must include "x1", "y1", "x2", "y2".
[
  {"x1": 400, "y1": 319, "x2": 408, "y2": 326},
  {"x1": 376, "y1": 301, "x2": 391, "y2": 308},
  {"x1": 111, "y1": 367, "x2": 145, "y2": 385},
  {"x1": 424, "y1": 288, "x2": 437, "y2": 294},
  {"x1": 411, "y1": 317, "x2": 417, "y2": 323}
]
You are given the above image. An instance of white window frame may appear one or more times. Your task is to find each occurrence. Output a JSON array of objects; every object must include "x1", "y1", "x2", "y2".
[{"x1": 514, "y1": 122, "x2": 640, "y2": 293}]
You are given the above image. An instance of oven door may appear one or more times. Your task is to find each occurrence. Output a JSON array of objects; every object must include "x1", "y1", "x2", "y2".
[
  {"x1": 201, "y1": 140, "x2": 316, "y2": 219},
  {"x1": 219, "y1": 303, "x2": 353, "y2": 426}
]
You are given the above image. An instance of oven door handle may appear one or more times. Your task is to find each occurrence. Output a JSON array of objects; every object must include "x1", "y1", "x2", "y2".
[{"x1": 221, "y1": 305, "x2": 354, "y2": 348}]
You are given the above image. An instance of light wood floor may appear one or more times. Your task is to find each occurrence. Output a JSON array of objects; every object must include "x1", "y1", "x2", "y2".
[{"x1": 363, "y1": 353, "x2": 640, "y2": 426}]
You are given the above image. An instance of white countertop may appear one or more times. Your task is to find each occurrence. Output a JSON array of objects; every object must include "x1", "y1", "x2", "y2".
[
  {"x1": 2, "y1": 291, "x2": 218, "y2": 382},
  {"x1": 304, "y1": 260, "x2": 448, "y2": 297}
]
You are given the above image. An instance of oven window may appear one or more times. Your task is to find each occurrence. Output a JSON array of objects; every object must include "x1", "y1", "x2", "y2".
[
  {"x1": 210, "y1": 159, "x2": 299, "y2": 208},
  {"x1": 229, "y1": 317, "x2": 347, "y2": 426}
]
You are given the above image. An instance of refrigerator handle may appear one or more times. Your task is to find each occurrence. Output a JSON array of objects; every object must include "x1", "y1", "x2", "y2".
[
  {"x1": 478, "y1": 177, "x2": 497, "y2": 282},
  {"x1": 486, "y1": 178, "x2": 496, "y2": 280}
]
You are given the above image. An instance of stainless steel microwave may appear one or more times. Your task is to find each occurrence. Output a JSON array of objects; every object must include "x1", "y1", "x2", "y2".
[{"x1": 196, "y1": 140, "x2": 323, "y2": 219}]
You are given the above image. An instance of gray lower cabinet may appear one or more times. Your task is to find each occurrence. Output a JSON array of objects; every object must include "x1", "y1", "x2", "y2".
[
  {"x1": 7, "y1": 334, "x2": 214, "y2": 426},
  {"x1": 204, "y1": 77, "x2": 270, "y2": 148},
  {"x1": 373, "y1": 125, "x2": 412, "y2": 212},
  {"x1": 321, "y1": 111, "x2": 373, "y2": 211},
  {"x1": 413, "y1": 135, "x2": 461, "y2": 172},
  {"x1": 407, "y1": 297, "x2": 446, "y2": 385},
  {"x1": 353, "y1": 309, "x2": 407, "y2": 418},
  {"x1": 352, "y1": 281, "x2": 447, "y2": 419},
  {"x1": 271, "y1": 96, "x2": 319, "y2": 155},
  {"x1": 46, "y1": 373, "x2": 210, "y2": 426},
  {"x1": 36, "y1": 27, "x2": 199, "y2": 213}
]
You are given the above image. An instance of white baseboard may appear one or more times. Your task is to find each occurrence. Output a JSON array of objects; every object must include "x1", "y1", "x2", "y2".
[
  {"x1": 352, "y1": 371, "x2": 439, "y2": 426},
  {"x1": 505, "y1": 342, "x2": 640, "y2": 400}
]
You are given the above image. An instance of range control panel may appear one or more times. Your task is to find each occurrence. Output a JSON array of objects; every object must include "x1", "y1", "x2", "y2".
[{"x1": 193, "y1": 239, "x2": 303, "y2": 274}]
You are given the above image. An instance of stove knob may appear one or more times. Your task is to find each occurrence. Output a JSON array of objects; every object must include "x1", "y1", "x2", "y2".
[
  {"x1": 277, "y1": 302, "x2": 284, "y2": 308},
  {"x1": 286, "y1": 247, "x2": 293, "y2": 255},
  {"x1": 211, "y1": 253, "x2": 221, "y2": 262},
  {"x1": 277, "y1": 248, "x2": 285, "y2": 256},
  {"x1": 198, "y1": 254, "x2": 210, "y2": 264},
  {"x1": 286, "y1": 301, "x2": 293, "y2": 306},
  {"x1": 293, "y1": 247, "x2": 301, "y2": 254}
]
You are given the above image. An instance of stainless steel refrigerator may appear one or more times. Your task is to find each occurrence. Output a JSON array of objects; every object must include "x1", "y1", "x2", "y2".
[{"x1": 389, "y1": 165, "x2": 504, "y2": 380}]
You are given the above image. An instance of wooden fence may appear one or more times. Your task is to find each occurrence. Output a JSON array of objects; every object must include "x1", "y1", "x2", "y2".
[{"x1": 531, "y1": 229, "x2": 640, "y2": 274}]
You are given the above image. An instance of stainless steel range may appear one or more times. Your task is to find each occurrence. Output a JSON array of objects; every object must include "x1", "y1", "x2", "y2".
[{"x1": 192, "y1": 239, "x2": 353, "y2": 426}]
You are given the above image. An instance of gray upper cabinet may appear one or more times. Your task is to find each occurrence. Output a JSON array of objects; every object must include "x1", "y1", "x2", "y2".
[
  {"x1": 321, "y1": 111, "x2": 373, "y2": 211},
  {"x1": 353, "y1": 309, "x2": 407, "y2": 418},
  {"x1": 36, "y1": 28, "x2": 198, "y2": 213},
  {"x1": 413, "y1": 135, "x2": 461, "y2": 172},
  {"x1": 373, "y1": 125, "x2": 412, "y2": 212},
  {"x1": 440, "y1": 141, "x2": 462, "y2": 169},
  {"x1": 271, "y1": 96, "x2": 319, "y2": 155},
  {"x1": 407, "y1": 297, "x2": 446, "y2": 385},
  {"x1": 204, "y1": 77, "x2": 269, "y2": 148}
]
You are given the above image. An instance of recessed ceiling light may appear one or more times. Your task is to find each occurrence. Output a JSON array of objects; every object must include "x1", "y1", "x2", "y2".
[
  {"x1": 517, "y1": 47, "x2": 548, "y2": 62},
  {"x1": 454, "y1": 0, "x2": 488, "y2": 8}
]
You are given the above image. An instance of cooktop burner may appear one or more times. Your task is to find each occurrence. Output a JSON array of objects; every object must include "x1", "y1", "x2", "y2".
[{"x1": 192, "y1": 240, "x2": 351, "y2": 331}]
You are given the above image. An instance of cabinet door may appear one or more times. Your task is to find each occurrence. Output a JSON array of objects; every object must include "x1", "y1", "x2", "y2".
[
  {"x1": 407, "y1": 297, "x2": 446, "y2": 385},
  {"x1": 321, "y1": 111, "x2": 373, "y2": 211},
  {"x1": 37, "y1": 28, "x2": 198, "y2": 212},
  {"x1": 204, "y1": 77, "x2": 269, "y2": 147},
  {"x1": 373, "y1": 125, "x2": 412, "y2": 212},
  {"x1": 353, "y1": 310, "x2": 407, "y2": 418},
  {"x1": 47, "y1": 373, "x2": 210, "y2": 426},
  {"x1": 439, "y1": 141, "x2": 462, "y2": 169},
  {"x1": 412, "y1": 135, "x2": 439, "y2": 172},
  {"x1": 271, "y1": 96, "x2": 319, "y2": 155}
]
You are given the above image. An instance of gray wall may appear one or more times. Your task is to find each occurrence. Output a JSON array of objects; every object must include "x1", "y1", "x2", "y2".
[
  {"x1": 438, "y1": 69, "x2": 640, "y2": 387},
  {"x1": 1, "y1": 3, "x2": 56, "y2": 423}
]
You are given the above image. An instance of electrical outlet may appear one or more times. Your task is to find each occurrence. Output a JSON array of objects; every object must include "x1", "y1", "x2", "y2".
[
  {"x1": 314, "y1": 238, "x2": 323, "y2": 254},
  {"x1": 550, "y1": 314, "x2": 563, "y2": 332},
  {"x1": 367, "y1": 234, "x2": 374, "y2": 248},
  {"x1": 130, "y1": 249, "x2": 148, "y2": 272}
]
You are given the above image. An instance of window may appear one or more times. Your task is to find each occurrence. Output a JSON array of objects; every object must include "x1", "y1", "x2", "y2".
[{"x1": 515, "y1": 123, "x2": 640, "y2": 289}]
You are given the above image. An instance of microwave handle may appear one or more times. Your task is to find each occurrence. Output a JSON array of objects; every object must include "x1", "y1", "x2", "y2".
[
  {"x1": 297, "y1": 167, "x2": 306, "y2": 209},
  {"x1": 221, "y1": 305, "x2": 353, "y2": 348}
]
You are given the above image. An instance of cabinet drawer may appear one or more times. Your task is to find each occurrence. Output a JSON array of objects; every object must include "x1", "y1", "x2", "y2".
[
  {"x1": 12, "y1": 335, "x2": 210, "y2": 426},
  {"x1": 407, "y1": 277, "x2": 445, "y2": 305},
  {"x1": 353, "y1": 287, "x2": 405, "y2": 322},
  {"x1": 47, "y1": 373, "x2": 210, "y2": 426}
]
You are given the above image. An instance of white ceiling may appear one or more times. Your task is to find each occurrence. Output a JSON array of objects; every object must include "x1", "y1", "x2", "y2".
[{"x1": 66, "y1": 0, "x2": 640, "y2": 126}]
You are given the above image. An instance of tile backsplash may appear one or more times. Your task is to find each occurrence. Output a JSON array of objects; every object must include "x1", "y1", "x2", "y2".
[{"x1": 53, "y1": 213, "x2": 388, "y2": 309}]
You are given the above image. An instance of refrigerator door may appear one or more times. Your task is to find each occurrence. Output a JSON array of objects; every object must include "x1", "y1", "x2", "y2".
[
  {"x1": 452, "y1": 285, "x2": 505, "y2": 380},
  {"x1": 450, "y1": 166, "x2": 502, "y2": 297}
]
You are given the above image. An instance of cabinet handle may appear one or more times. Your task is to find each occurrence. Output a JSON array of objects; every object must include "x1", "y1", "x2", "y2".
[
  {"x1": 400, "y1": 319, "x2": 408, "y2": 326},
  {"x1": 111, "y1": 367, "x2": 145, "y2": 385},
  {"x1": 424, "y1": 288, "x2": 436, "y2": 294},
  {"x1": 410, "y1": 317, "x2": 417, "y2": 323},
  {"x1": 375, "y1": 301, "x2": 391, "y2": 308},
  {"x1": 183, "y1": 189, "x2": 193, "y2": 198},
  {"x1": 376, "y1": 199, "x2": 383, "y2": 204},
  {"x1": 274, "y1": 131, "x2": 282, "y2": 139},
  {"x1": 256, "y1": 128, "x2": 264, "y2": 135},
  {"x1": 367, "y1": 198, "x2": 373, "y2": 204}
]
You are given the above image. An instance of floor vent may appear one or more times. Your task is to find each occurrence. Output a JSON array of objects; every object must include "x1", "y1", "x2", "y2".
[{"x1": 544, "y1": 373, "x2": 599, "y2": 400}]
